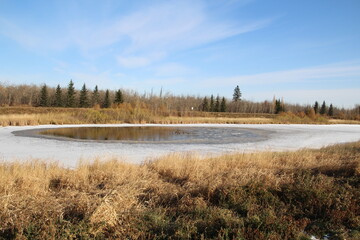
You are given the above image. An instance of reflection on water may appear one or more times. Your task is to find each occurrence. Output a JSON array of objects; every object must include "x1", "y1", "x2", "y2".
[
  {"x1": 40, "y1": 127, "x2": 188, "y2": 141},
  {"x1": 37, "y1": 126, "x2": 268, "y2": 144}
]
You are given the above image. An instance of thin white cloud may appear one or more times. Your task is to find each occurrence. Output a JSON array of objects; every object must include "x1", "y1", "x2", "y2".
[
  {"x1": 153, "y1": 63, "x2": 193, "y2": 77},
  {"x1": 112, "y1": 1, "x2": 272, "y2": 66},
  {"x1": 141, "y1": 78, "x2": 186, "y2": 86},
  {"x1": 0, "y1": 74, "x2": 44, "y2": 85},
  {"x1": 0, "y1": 18, "x2": 70, "y2": 51},
  {"x1": 207, "y1": 61, "x2": 360, "y2": 86},
  {"x1": 117, "y1": 56, "x2": 151, "y2": 68},
  {"x1": 116, "y1": 52, "x2": 165, "y2": 68},
  {"x1": 0, "y1": 0, "x2": 272, "y2": 66},
  {"x1": 71, "y1": 72, "x2": 121, "y2": 89}
]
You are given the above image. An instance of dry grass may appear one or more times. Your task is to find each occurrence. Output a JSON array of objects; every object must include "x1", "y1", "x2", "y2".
[
  {"x1": 1, "y1": 142, "x2": 359, "y2": 239},
  {"x1": 153, "y1": 116, "x2": 274, "y2": 124},
  {"x1": 329, "y1": 119, "x2": 360, "y2": 124},
  {"x1": 0, "y1": 113, "x2": 273, "y2": 126},
  {"x1": 0, "y1": 159, "x2": 160, "y2": 239},
  {"x1": 0, "y1": 106, "x2": 344, "y2": 126},
  {"x1": 147, "y1": 143, "x2": 360, "y2": 191}
]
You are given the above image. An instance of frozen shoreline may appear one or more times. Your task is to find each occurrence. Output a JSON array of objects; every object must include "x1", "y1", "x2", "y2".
[{"x1": 1, "y1": 124, "x2": 360, "y2": 168}]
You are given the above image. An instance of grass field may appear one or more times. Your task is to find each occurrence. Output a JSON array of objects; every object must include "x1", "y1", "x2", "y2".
[
  {"x1": 1, "y1": 106, "x2": 358, "y2": 126},
  {"x1": 1, "y1": 141, "x2": 359, "y2": 239}
]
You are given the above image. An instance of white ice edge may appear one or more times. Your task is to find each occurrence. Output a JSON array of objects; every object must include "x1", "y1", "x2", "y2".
[{"x1": 1, "y1": 124, "x2": 360, "y2": 168}]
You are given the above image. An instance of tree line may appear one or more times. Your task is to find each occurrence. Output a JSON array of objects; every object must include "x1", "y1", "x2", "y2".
[
  {"x1": 38, "y1": 80, "x2": 124, "y2": 108},
  {"x1": 0, "y1": 82, "x2": 359, "y2": 119}
]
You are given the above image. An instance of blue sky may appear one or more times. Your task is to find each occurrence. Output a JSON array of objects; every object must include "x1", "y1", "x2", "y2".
[{"x1": 0, "y1": 0, "x2": 359, "y2": 108}]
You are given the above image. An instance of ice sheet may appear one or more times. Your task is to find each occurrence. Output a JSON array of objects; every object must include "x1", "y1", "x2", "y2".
[{"x1": 1, "y1": 124, "x2": 360, "y2": 168}]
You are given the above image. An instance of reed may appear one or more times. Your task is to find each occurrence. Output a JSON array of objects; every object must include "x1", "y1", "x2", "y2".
[
  {"x1": 3, "y1": 106, "x2": 357, "y2": 127},
  {"x1": 0, "y1": 142, "x2": 359, "y2": 239}
]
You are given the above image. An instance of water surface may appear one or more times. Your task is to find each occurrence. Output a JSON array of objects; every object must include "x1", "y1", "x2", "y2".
[
  {"x1": 40, "y1": 127, "x2": 188, "y2": 142},
  {"x1": 17, "y1": 126, "x2": 269, "y2": 144}
]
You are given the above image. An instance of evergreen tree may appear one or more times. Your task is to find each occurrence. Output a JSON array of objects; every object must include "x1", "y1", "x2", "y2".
[
  {"x1": 328, "y1": 104, "x2": 334, "y2": 116},
  {"x1": 220, "y1": 97, "x2": 226, "y2": 112},
  {"x1": 313, "y1": 101, "x2": 319, "y2": 114},
  {"x1": 79, "y1": 83, "x2": 89, "y2": 108},
  {"x1": 54, "y1": 84, "x2": 63, "y2": 107},
  {"x1": 232, "y1": 85, "x2": 241, "y2": 102},
  {"x1": 103, "y1": 89, "x2": 111, "y2": 108},
  {"x1": 114, "y1": 89, "x2": 124, "y2": 104},
  {"x1": 215, "y1": 95, "x2": 220, "y2": 112},
  {"x1": 39, "y1": 84, "x2": 48, "y2": 107},
  {"x1": 92, "y1": 85, "x2": 100, "y2": 107},
  {"x1": 320, "y1": 101, "x2": 326, "y2": 115},
  {"x1": 66, "y1": 80, "x2": 76, "y2": 108},
  {"x1": 201, "y1": 97, "x2": 209, "y2": 111},
  {"x1": 274, "y1": 99, "x2": 283, "y2": 114},
  {"x1": 210, "y1": 95, "x2": 214, "y2": 112}
]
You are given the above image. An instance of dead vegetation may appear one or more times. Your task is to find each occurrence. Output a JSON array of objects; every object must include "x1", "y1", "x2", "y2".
[
  {"x1": 3, "y1": 106, "x2": 357, "y2": 127},
  {"x1": 0, "y1": 142, "x2": 359, "y2": 239}
]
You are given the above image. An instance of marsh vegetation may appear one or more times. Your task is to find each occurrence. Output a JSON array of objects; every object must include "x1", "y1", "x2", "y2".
[
  {"x1": 2, "y1": 106, "x2": 358, "y2": 127},
  {"x1": 1, "y1": 142, "x2": 359, "y2": 239}
]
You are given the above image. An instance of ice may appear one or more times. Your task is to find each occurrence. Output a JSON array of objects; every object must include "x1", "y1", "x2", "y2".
[{"x1": 1, "y1": 124, "x2": 360, "y2": 168}]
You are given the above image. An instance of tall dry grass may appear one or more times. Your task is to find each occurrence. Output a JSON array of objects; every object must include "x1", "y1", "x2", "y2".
[
  {"x1": 1, "y1": 142, "x2": 359, "y2": 239},
  {"x1": 0, "y1": 108, "x2": 344, "y2": 127},
  {"x1": 7, "y1": 106, "x2": 360, "y2": 127},
  {"x1": 0, "y1": 112, "x2": 277, "y2": 126}
]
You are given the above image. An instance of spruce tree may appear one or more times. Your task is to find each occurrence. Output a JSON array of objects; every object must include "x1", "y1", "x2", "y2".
[
  {"x1": 275, "y1": 99, "x2": 283, "y2": 114},
  {"x1": 320, "y1": 101, "x2": 326, "y2": 115},
  {"x1": 103, "y1": 90, "x2": 111, "y2": 108},
  {"x1": 92, "y1": 85, "x2": 100, "y2": 107},
  {"x1": 210, "y1": 95, "x2": 214, "y2": 112},
  {"x1": 328, "y1": 104, "x2": 334, "y2": 116},
  {"x1": 313, "y1": 101, "x2": 319, "y2": 114},
  {"x1": 220, "y1": 97, "x2": 226, "y2": 112},
  {"x1": 54, "y1": 84, "x2": 63, "y2": 107},
  {"x1": 114, "y1": 89, "x2": 123, "y2": 104},
  {"x1": 233, "y1": 85, "x2": 241, "y2": 102},
  {"x1": 201, "y1": 97, "x2": 209, "y2": 111},
  {"x1": 79, "y1": 83, "x2": 89, "y2": 108},
  {"x1": 215, "y1": 95, "x2": 220, "y2": 112},
  {"x1": 66, "y1": 80, "x2": 76, "y2": 108},
  {"x1": 39, "y1": 84, "x2": 48, "y2": 107}
]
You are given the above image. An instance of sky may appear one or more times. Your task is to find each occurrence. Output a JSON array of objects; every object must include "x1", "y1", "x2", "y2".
[{"x1": 0, "y1": 0, "x2": 359, "y2": 108}]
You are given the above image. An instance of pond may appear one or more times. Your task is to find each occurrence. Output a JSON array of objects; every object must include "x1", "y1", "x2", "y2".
[
  {"x1": 16, "y1": 126, "x2": 269, "y2": 144},
  {"x1": 4, "y1": 124, "x2": 360, "y2": 167}
]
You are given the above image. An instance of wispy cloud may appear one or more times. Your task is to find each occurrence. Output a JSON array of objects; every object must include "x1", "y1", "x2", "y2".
[
  {"x1": 0, "y1": 18, "x2": 71, "y2": 51},
  {"x1": 141, "y1": 77, "x2": 186, "y2": 86},
  {"x1": 116, "y1": 52, "x2": 165, "y2": 68},
  {"x1": 153, "y1": 63, "x2": 193, "y2": 77},
  {"x1": 111, "y1": 1, "x2": 272, "y2": 67},
  {"x1": 206, "y1": 61, "x2": 360, "y2": 86},
  {"x1": 117, "y1": 56, "x2": 152, "y2": 68},
  {"x1": 71, "y1": 72, "x2": 121, "y2": 89},
  {"x1": 0, "y1": 0, "x2": 272, "y2": 66},
  {"x1": 0, "y1": 73, "x2": 44, "y2": 85}
]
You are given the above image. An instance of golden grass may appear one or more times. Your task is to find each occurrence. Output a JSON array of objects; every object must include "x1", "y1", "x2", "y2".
[
  {"x1": 329, "y1": 119, "x2": 360, "y2": 124},
  {"x1": 0, "y1": 109, "x2": 341, "y2": 126},
  {"x1": 0, "y1": 113, "x2": 280, "y2": 126},
  {"x1": 153, "y1": 116, "x2": 274, "y2": 124},
  {"x1": 0, "y1": 106, "x2": 333, "y2": 127},
  {"x1": 147, "y1": 143, "x2": 360, "y2": 190},
  {"x1": 2, "y1": 106, "x2": 360, "y2": 126},
  {"x1": 1, "y1": 142, "x2": 359, "y2": 239},
  {"x1": 0, "y1": 159, "x2": 159, "y2": 238},
  {"x1": 0, "y1": 113, "x2": 79, "y2": 126}
]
